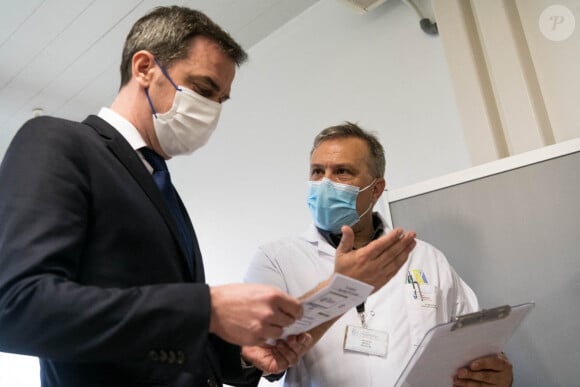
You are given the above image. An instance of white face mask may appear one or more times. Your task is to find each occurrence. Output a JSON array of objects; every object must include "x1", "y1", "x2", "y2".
[{"x1": 145, "y1": 59, "x2": 222, "y2": 157}]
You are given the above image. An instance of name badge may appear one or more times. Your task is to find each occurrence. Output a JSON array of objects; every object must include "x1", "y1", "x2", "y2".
[{"x1": 343, "y1": 325, "x2": 388, "y2": 357}]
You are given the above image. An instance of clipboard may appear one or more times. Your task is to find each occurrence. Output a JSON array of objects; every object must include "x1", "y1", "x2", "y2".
[{"x1": 394, "y1": 302, "x2": 535, "y2": 387}]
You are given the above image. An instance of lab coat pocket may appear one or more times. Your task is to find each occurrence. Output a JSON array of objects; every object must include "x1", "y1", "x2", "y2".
[{"x1": 404, "y1": 283, "x2": 440, "y2": 347}]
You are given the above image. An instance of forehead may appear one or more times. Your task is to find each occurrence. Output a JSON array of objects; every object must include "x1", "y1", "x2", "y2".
[
  {"x1": 172, "y1": 36, "x2": 236, "y2": 91},
  {"x1": 311, "y1": 137, "x2": 370, "y2": 166}
]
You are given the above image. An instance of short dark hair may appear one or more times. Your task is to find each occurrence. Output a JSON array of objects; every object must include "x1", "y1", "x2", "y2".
[
  {"x1": 311, "y1": 122, "x2": 386, "y2": 178},
  {"x1": 119, "y1": 6, "x2": 248, "y2": 87}
]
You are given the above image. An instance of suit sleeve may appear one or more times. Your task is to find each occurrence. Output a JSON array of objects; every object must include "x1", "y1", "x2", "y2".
[{"x1": 0, "y1": 118, "x2": 211, "y2": 370}]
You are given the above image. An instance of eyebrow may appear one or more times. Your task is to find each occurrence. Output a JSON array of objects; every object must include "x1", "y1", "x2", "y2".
[{"x1": 310, "y1": 163, "x2": 356, "y2": 170}]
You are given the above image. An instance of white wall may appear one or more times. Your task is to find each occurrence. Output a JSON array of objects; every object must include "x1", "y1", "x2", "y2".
[
  {"x1": 433, "y1": 0, "x2": 580, "y2": 164},
  {"x1": 516, "y1": 0, "x2": 580, "y2": 142},
  {"x1": 0, "y1": 0, "x2": 469, "y2": 385}
]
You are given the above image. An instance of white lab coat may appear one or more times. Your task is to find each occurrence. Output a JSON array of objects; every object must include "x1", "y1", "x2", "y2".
[{"x1": 245, "y1": 222, "x2": 479, "y2": 387}]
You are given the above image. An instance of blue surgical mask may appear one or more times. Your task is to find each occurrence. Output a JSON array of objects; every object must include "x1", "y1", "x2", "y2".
[{"x1": 307, "y1": 177, "x2": 376, "y2": 233}]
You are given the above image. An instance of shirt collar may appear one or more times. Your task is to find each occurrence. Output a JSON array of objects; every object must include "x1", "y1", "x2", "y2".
[
  {"x1": 97, "y1": 107, "x2": 147, "y2": 151},
  {"x1": 317, "y1": 212, "x2": 385, "y2": 249}
]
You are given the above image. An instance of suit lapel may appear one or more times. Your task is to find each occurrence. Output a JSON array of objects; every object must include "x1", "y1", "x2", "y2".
[{"x1": 82, "y1": 115, "x2": 194, "y2": 280}]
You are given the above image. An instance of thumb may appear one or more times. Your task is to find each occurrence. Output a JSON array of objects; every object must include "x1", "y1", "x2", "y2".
[{"x1": 337, "y1": 225, "x2": 354, "y2": 255}]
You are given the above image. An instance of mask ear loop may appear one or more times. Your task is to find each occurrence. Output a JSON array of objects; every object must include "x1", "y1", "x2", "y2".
[
  {"x1": 144, "y1": 88, "x2": 158, "y2": 118},
  {"x1": 145, "y1": 57, "x2": 182, "y2": 119},
  {"x1": 357, "y1": 178, "x2": 378, "y2": 219},
  {"x1": 359, "y1": 178, "x2": 377, "y2": 193},
  {"x1": 153, "y1": 57, "x2": 182, "y2": 91}
]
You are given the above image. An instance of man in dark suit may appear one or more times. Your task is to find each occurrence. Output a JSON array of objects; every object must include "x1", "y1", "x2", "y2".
[{"x1": 0, "y1": 6, "x2": 310, "y2": 386}]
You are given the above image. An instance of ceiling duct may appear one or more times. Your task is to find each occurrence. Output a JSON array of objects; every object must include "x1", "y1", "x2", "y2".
[{"x1": 338, "y1": 0, "x2": 388, "y2": 13}]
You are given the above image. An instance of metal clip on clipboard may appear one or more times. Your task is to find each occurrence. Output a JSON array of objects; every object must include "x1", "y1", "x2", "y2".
[{"x1": 451, "y1": 304, "x2": 511, "y2": 331}]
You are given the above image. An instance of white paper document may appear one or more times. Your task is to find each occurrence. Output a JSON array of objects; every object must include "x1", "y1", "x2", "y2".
[{"x1": 280, "y1": 274, "x2": 374, "y2": 338}]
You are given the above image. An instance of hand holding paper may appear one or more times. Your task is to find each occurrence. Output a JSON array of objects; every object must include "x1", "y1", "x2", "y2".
[{"x1": 242, "y1": 333, "x2": 313, "y2": 375}]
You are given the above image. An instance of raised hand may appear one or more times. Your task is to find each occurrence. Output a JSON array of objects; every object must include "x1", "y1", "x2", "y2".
[{"x1": 334, "y1": 226, "x2": 416, "y2": 291}]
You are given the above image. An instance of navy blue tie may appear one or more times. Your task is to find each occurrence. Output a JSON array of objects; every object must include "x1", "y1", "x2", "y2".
[{"x1": 140, "y1": 148, "x2": 194, "y2": 275}]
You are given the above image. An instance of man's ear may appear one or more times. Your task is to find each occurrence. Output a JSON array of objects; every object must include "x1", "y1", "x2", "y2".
[
  {"x1": 132, "y1": 50, "x2": 156, "y2": 88},
  {"x1": 373, "y1": 177, "x2": 386, "y2": 202}
]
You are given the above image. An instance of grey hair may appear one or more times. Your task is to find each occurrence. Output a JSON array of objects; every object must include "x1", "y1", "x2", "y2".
[
  {"x1": 311, "y1": 122, "x2": 386, "y2": 178},
  {"x1": 119, "y1": 6, "x2": 247, "y2": 87}
]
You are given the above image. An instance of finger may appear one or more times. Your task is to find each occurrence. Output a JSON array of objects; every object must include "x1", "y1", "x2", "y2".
[
  {"x1": 285, "y1": 333, "x2": 312, "y2": 354},
  {"x1": 372, "y1": 231, "x2": 415, "y2": 265},
  {"x1": 391, "y1": 231, "x2": 416, "y2": 255},
  {"x1": 452, "y1": 374, "x2": 478, "y2": 387},
  {"x1": 394, "y1": 234, "x2": 416, "y2": 263},
  {"x1": 360, "y1": 228, "x2": 404, "y2": 259},
  {"x1": 299, "y1": 332, "x2": 313, "y2": 348},
  {"x1": 241, "y1": 345, "x2": 272, "y2": 371},
  {"x1": 455, "y1": 367, "x2": 491, "y2": 384},
  {"x1": 337, "y1": 225, "x2": 355, "y2": 254},
  {"x1": 497, "y1": 352, "x2": 509, "y2": 362},
  {"x1": 381, "y1": 252, "x2": 408, "y2": 273},
  {"x1": 259, "y1": 325, "x2": 284, "y2": 342},
  {"x1": 456, "y1": 367, "x2": 503, "y2": 385},
  {"x1": 269, "y1": 308, "x2": 297, "y2": 330},
  {"x1": 273, "y1": 341, "x2": 299, "y2": 366},
  {"x1": 383, "y1": 233, "x2": 416, "y2": 266},
  {"x1": 275, "y1": 334, "x2": 311, "y2": 366},
  {"x1": 469, "y1": 354, "x2": 508, "y2": 372},
  {"x1": 272, "y1": 292, "x2": 303, "y2": 322},
  {"x1": 393, "y1": 231, "x2": 416, "y2": 258}
]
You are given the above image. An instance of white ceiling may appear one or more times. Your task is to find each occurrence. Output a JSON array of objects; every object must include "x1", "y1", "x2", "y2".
[{"x1": 0, "y1": 0, "x2": 320, "y2": 153}]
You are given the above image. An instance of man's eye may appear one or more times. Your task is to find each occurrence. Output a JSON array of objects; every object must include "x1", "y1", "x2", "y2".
[
  {"x1": 199, "y1": 89, "x2": 213, "y2": 97},
  {"x1": 197, "y1": 89, "x2": 212, "y2": 97},
  {"x1": 311, "y1": 169, "x2": 322, "y2": 176},
  {"x1": 191, "y1": 84, "x2": 211, "y2": 97}
]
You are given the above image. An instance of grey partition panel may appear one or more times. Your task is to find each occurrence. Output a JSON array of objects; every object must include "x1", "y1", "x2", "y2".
[{"x1": 389, "y1": 152, "x2": 580, "y2": 387}]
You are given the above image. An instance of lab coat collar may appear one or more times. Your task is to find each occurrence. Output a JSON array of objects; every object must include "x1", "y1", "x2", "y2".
[{"x1": 302, "y1": 224, "x2": 337, "y2": 258}]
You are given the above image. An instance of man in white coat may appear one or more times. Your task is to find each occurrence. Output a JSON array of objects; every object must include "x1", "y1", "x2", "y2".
[{"x1": 244, "y1": 122, "x2": 513, "y2": 386}]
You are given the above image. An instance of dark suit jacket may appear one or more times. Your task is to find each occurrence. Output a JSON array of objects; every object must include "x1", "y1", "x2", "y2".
[{"x1": 0, "y1": 115, "x2": 260, "y2": 386}]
